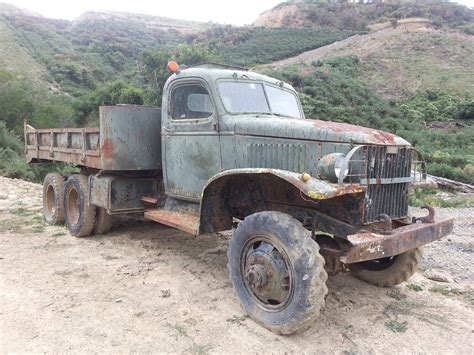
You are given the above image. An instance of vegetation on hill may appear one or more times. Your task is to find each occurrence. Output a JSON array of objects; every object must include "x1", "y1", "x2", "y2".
[
  {"x1": 263, "y1": 56, "x2": 474, "y2": 184},
  {"x1": 258, "y1": 1, "x2": 474, "y2": 34},
  {"x1": 0, "y1": 2, "x2": 473, "y2": 185},
  {"x1": 197, "y1": 26, "x2": 359, "y2": 66}
]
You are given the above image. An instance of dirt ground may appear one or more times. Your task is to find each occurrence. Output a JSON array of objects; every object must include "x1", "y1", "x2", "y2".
[{"x1": 1, "y1": 176, "x2": 473, "y2": 353}]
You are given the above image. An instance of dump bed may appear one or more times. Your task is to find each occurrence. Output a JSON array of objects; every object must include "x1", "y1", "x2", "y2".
[{"x1": 25, "y1": 105, "x2": 162, "y2": 171}]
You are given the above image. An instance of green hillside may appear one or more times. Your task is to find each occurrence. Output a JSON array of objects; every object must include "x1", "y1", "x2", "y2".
[{"x1": 0, "y1": 1, "x2": 473, "y2": 185}]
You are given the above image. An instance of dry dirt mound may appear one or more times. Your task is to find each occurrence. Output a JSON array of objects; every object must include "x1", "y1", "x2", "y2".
[
  {"x1": 254, "y1": 3, "x2": 304, "y2": 28},
  {"x1": 271, "y1": 26, "x2": 474, "y2": 99},
  {"x1": 0, "y1": 176, "x2": 473, "y2": 352}
]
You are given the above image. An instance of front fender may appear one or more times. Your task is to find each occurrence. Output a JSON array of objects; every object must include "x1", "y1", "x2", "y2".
[
  {"x1": 203, "y1": 168, "x2": 366, "y2": 201},
  {"x1": 198, "y1": 168, "x2": 366, "y2": 234}
]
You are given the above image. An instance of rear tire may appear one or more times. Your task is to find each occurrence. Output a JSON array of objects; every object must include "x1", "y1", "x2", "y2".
[
  {"x1": 349, "y1": 248, "x2": 422, "y2": 287},
  {"x1": 64, "y1": 174, "x2": 96, "y2": 237},
  {"x1": 227, "y1": 211, "x2": 328, "y2": 334},
  {"x1": 43, "y1": 173, "x2": 65, "y2": 225},
  {"x1": 93, "y1": 207, "x2": 113, "y2": 235}
]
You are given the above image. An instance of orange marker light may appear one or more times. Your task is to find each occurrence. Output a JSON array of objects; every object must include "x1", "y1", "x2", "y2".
[{"x1": 167, "y1": 60, "x2": 180, "y2": 73}]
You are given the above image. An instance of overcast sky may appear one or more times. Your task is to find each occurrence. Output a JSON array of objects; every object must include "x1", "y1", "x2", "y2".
[{"x1": 4, "y1": 0, "x2": 474, "y2": 25}]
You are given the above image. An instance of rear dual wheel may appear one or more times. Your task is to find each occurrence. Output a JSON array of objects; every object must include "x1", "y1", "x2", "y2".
[
  {"x1": 43, "y1": 173, "x2": 113, "y2": 236},
  {"x1": 43, "y1": 173, "x2": 66, "y2": 225},
  {"x1": 64, "y1": 174, "x2": 96, "y2": 237}
]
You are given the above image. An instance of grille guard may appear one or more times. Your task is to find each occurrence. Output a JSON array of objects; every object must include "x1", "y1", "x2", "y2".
[
  {"x1": 337, "y1": 145, "x2": 426, "y2": 224},
  {"x1": 337, "y1": 145, "x2": 426, "y2": 185}
]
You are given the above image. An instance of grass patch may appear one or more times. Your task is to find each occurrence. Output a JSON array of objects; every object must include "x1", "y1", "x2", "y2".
[
  {"x1": 0, "y1": 219, "x2": 23, "y2": 233},
  {"x1": 31, "y1": 225, "x2": 45, "y2": 233},
  {"x1": 103, "y1": 255, "x2": 121, "y2": 261},
  {"x1": 226, "y1": 315, "x2": 247, "y2": 326},
  {"x1": 188, "y1": 344, "x2": 212, "y2": 355},
  {"x1": 429, "y1": 285, "x2": 462, "y2": 297},
  {"x1": 52, "y1": 232, "x2": 66, "y2": 237},
  {"x1": 31, "y1": 215, "x2": 43, "y2": 223},
  {"x1": 166, "y1": 323, "x2": 189, "y2": 340},
  {"x1": 388, "y1": 289, "x2": 407, "y2": 300},
  {"x1": 406, "y1": 283, "x2": 424, "y2": 292},
  {"x1": 429, "y1": 286, "x2": 474, "y2": 306},
  {"x1": 463, "y1": 291, "x2": 474, "y2": 306},
  {"x1": 410, "y1": 188, "x2": 474, "y2": 208},
  {"x1": 385, "y1": 319, "x2": 408, "y2": 333},
  {"x1": 11, "y1": 207, "x2": 35, "y2": 216}
]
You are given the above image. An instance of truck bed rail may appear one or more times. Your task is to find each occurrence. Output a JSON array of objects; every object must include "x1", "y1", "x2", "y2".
[{"x1": 24, "y1": 122, "x2": 102, "y2": 169}]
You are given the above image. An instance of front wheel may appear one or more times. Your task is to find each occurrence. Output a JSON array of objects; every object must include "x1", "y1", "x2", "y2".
[
  {"x1": 349, "y1": 248, "x2": 422, "y2": 287},
  {"x1": 227, "y1": 211, "x2": 328, "y2": 334}
]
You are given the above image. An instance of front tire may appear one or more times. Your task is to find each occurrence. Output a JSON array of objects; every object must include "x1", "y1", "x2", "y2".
[
  {"x1": 349, "y1": 248, "x2": 422, "y2": 287},
  {"x1": 64, "y1": 174, "x2": 96, "y2": 237},
  {"x1": 227, "y1": 211, "x2": 328, "y2": 334}
]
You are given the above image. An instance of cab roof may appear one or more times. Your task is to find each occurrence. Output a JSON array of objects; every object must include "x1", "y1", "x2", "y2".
[{"x1": 166, "y1": 62, "x2": 296, "y2": 92}]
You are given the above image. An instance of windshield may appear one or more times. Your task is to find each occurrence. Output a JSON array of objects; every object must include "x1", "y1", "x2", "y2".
[{"x1": 218, "y1": 81, "x2": 302, "y2": 119}]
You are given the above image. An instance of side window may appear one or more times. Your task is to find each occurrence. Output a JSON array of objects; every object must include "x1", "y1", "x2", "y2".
[{"x1": 170, "y1": 84, "x2": 213, "y2": 120}]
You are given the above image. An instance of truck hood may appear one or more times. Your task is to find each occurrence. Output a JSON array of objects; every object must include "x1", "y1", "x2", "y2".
[{"x1": 233, "y1": 116, "x2": 410, "y2": 146}]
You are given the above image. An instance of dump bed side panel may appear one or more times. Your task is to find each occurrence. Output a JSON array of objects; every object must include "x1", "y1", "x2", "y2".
[
  {"x1": 25, "y1": 105, "x2": 162, "y2": 171},
  {"x1": 100, "y1": 105, "x2": 162, "y2": 171}
]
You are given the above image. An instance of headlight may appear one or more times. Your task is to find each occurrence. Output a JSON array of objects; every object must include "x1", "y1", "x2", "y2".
[{"x1": 317, "y1": 153, "x2": 348, "y2": 182}]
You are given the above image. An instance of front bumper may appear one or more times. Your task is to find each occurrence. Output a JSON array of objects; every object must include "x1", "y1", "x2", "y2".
[{"x1": 340, "y1": 216, "x2": 454, "y2": 264}]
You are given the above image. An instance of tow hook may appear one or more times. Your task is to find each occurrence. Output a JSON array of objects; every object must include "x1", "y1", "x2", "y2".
[
  {"x1": 412, "y1": 205, "x2": 435, "y2": 224},
  {"x1": 374, "y1": 214, "x2": 392, "y2": 235}
]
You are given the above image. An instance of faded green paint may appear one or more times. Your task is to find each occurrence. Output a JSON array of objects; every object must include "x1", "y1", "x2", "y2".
[
  {"x1": 161, "y1": 64, "x2": 412, "y2": 202},
  {"x1": 100, "y1": 105, "x2": 162, "y2": 171}
]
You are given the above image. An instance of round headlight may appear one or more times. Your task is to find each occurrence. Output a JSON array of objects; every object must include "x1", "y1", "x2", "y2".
[{"x1": 317, "y1": 153, "x2": 347, "y2": 182}]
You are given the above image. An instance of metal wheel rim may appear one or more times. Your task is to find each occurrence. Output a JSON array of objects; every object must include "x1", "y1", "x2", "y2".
[
  {"x1": 45, "y1": 184, "x2": 56, "y2": 218},
  {"x1": 240, "y1": 235, "x2": 295, "y2": 312},
  {"x1": 67, "y1": 187, "x2": 80, "y2": 226}
]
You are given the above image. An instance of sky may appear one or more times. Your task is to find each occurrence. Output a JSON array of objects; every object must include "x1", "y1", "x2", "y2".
[
  {"x1": 4, "y1": 0, "x2": 283, "y2": 25},
  {"x1": 4, "y1": 0, "x2": 473, "y2": 25}
]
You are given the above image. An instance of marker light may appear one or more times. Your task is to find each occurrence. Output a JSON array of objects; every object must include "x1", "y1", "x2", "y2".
[{"x1": 167, "y1": 60, "x2": 180, "y2": 73}]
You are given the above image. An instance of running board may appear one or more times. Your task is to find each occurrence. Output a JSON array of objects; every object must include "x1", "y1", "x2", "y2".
[
  {"x1": 141, "y1": 196, "x2": 158, "y2": 204},
  {"x1": 144, "y1": 209, "x2": 199, "y2": 235}
]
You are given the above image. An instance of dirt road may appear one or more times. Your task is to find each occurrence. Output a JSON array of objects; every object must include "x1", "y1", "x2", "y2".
[{"x1": 1, "y1": 176, "x2": 473, "y2": 353}]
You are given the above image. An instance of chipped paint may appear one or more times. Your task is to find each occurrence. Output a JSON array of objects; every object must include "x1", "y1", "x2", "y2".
[{"x1": 307, "y1": 191, "x2": 327, "y2": 200}]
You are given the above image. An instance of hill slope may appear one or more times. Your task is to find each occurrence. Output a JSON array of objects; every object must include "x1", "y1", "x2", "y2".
[
  {"x1": 0, "y1": 16, "x2": 51, "y2": 87},
  {"x1": 272, "y1": 24, "x2": 474, "y2": 99},
  {"x1": 254, "y1": 1, "x2": 473, "y2": 33},
  {"x1": 0, "y1": 2, "x2": 472, "y2": 184}
]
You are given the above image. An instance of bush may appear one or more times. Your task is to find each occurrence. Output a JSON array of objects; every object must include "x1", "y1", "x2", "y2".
[{"x1": 73, "y1": 81, "x2": 145, "y2": 125}]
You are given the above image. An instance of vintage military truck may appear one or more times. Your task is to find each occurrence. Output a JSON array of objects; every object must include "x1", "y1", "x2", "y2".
[{"x1": 25, "y1": 62, "x2": 453, "y2": 334}]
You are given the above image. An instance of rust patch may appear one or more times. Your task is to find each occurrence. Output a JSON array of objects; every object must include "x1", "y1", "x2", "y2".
[
  {"x1": 145, "y1": 209, "x2": 199, "y2": 236},
  {"x1": 101, "y1": 138, "x2": 115, "y2": 160},
  {"x1": 311, "y1": 119, "x2": 398, "y2": 145},
  {"x1": 341, "y1": 217, "x2": 454, "y2": 263}
]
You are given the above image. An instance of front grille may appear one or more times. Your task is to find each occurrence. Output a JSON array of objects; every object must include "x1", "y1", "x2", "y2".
[
  {"x1": 365, "y1": 183, "x2": 410, "y2": 222},
  {"x1": 364, "y1": 146, "x2": 412, "y2": 223},
  {"x1": 366, "y1": 146, "x2": 412, "y2": 179}
]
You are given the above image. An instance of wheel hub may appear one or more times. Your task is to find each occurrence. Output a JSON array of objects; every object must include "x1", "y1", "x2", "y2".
[
  {"x1": 245, "y1": 264, "x2": 267, "y2": 289},
  {"x1": 243, "y1": 241, "x2": 291, "y2": 307}
]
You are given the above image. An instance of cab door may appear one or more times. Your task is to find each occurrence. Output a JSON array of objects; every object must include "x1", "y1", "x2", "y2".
[{"x1": 162, "y1": 79, "x2": 222, "y2": 201}]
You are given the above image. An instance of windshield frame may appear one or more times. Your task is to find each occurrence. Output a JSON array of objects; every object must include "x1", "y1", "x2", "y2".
[{"x1": 216, "y1": 79, "x2": 304, "y2": 119}]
